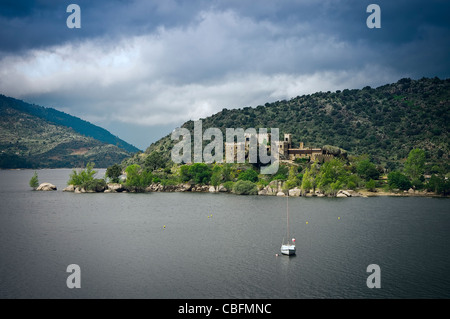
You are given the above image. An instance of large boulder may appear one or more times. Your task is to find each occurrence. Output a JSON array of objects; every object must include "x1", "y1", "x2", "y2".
[
  {"x1": 288, "y1": 187, "x2": 302, "y2": 197},
  {"x1": 345, "y1": 189, "x2": 363, "y2": 197},
  {"x1": 209, "y1": 186, "x2": 217, "y2": 193},
  {"x1": 36, "y1": 183, "x2": 57, "y2": 191},
  {"x1": 63, "y1": 185, "x2": 75, "y2": 192},
  {"x1": 107, "y1": 183, "x2": 125, "y2": 192},
  {"x1": 258, "y1": 189, "x2": 267, "y2": 195},
  {"x1": 276, "y1": 191, "x2": 286, "y2": 197},
  {"x1": 337, "y1": 190, "x2": 351, "y2": 197},
  {"x1": 177, "y1": 183, "x2": 192, "y2": 192}
]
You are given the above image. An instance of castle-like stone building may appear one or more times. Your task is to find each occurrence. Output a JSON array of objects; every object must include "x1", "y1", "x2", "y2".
[{"x1": 225, "y1": 133, "x2": 333, "y2": 163}]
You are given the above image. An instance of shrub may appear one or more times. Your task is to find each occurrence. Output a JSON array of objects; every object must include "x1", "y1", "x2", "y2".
[
  {"x1": 270, "y1": 165, "x2": 289, "y2": 181},
  {"x1": 366, "y1": 179, "x2": 376, "y2": 192},
  {"x1": 223, "y1": 181, "x2": 235, "y2": 192},
  {"x1": 387, "y1": 171, "x2": 411, "y2": 190},
  {"x1": 125, "y1": 164, "x2": 153, "y2": 191},
  {"x1": 426, "y1": 175, "x2": 450, "y2": 195},
  {"x1": 347, "y1": 181, "x2": 357, "y2": 190},
  {"x1": 29, "y1": 171, "x2": 39, "y2": 189},
  {"x1": 68, "y1": 162, "x2": 96, "y2": 186},
  {"x1": 179, "y1": 165, "x2": 191, "y2": 182},
  {"x1": 189, "y1": 163, "x2": 212, "y2": 184},
  {"x1": 210, "y1": 165, "x2": 223, "y2": 186},
  {"x1": 145, "y1": 151, "x2": 166, "y2": 171},
  {"x1": 82, "y1": 178, "x2": 107, "y2": 192},
  {"x1": 404, "y1": 148, "x2": 425, "y2": 181},
  {"x1": 237, "y1": 168, "x2": 259, "y2": 183},
  {"x1": 357, "y1": 159, "x2": 380, "y2": 181},
  {"x1": 233, "y1": 180, "x2": 258, "y2": 195},
  {"x1": 105, "y1": 164, "x2": 122, "y2": 183}
]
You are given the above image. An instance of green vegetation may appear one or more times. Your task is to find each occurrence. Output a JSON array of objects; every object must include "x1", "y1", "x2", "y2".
[
  {"x1": 233, "y1": 180, "x2": 258, "y2": 195},
  {"x1": 387, "y1": 171, "x2": 411, "y2": 191},
  {"x1": 180, "y1": 163, "x2": 212, "y2": 185},
  {"x1": 119, "y1": 77, "x2": 448, "y2": 196},
  {"x1": 67, "y1": 146, "x2": 448, "y2": 197},
  {"x1": 68, "y1": 162, "x2": 97, "y2": 186},
  {"x1": 105, "y1": 164, "x2": 122, "y2": 183},
  {"x1": 404, "y1": 148, "x2": 426, "y2": 183},
  {"x1": 135, "y1": 78, "x2": 448, "y2": 174},
  {"x1": 366, "y1": 179, "x2": 376, "y2": 192},
  {"x1": 118, "y1": 146, "x2": 447, "y2": 196},
  {"x1": 124, "y1": 164, "x2": 153, "y2": 191},
  {"x1": 0, "y1": 94, "x2": 139, "y2": 153},
  {"x1": 356, "y1": 158, "x2": 380, "y2": 181},
  {"x1": 145, "y1": 151, "x2": 166, "y2": 171},
  {"x1": 0, "y1": 95, "x2": 136, "y2": 168},
  {"x1": 29, "y1": 171, "x2": 39, "y2": 189},
  {"x1": 54, "y1": 77, "x2": 449, "y2": 196},
  {"x1": 82, "y1": 178, "x2": 107, "y2": 192},
  {"x1": 426, "y1": 175, "x2": 450, "y2": 195},
  {"x1": 237, "y1": 168, "x2": 259, "y2": 183},
  {"x1": 67, "y1": 162, "x2": 108, "y2": 192}
]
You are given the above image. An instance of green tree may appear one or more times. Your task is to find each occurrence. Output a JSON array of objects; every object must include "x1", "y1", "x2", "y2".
[
  {"x1": 83, "y1": 179, "x2": 107, "y2": 192},
  {"x1": 284, "y1": 166, "x2": 302, "y2": 189},
  {"x1": 426, "y1": 174, "x2": 450, "y2": 195},
  {"x1": 210, "y1": 165, "x2": 223, "y2": 186},
  {"x1": 271, "y1": 165, "x2": 289, "y2": 181},
  {"x1": 301, "y1": 163, "x2": 319, "y2": 193},
  {"x1": 145, "y1": 151, "x2": 166, "y2": 172},
  {"x1": 106, "y1": 164, "x2": 122, "y2": 183},
  {"x1": 238, "y1": 168, "x2": 259, "y2": 183},
  {"x1": 179, "y1": 165, "x2": 192, "y2": 183},
  {"x1": 388, "y1": 171, "x2": 411, "y2": 190},
  {"x1": 125, "y1": 164, "x2": 153, "y2": 191},
  {"x1": 189, "y1": 163, "x2": 212, "y2": 184},
  {"x1": 221, "y1": 164, "x2": 234, "y2": 182},
  {"x1": 29, "y1": 171, "x2": 39, "y2": 189},
  {"x1": 68, "y1": 162, "x2": 96, "y2": 186},
  {"x1": 404, "y1": 148, "x2": 426, "y2": 181},
  {"x1": 366, "y1": 179, "x2": 376, "y2": 192},
  {"x1": 357, "y1": 159, "x2": 380, "y2": 181},
  {"x1": 233, "y1": 180, "x2": 258, "y2": 195},
  {"x1": 317, "y1": 159, "x2": 348, "y2": 194}
]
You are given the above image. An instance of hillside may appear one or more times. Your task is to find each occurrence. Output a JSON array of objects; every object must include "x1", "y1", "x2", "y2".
[
  {"x1": 0, "y1": 95, "x2": 139, "y2": 153},
  {"x1": 125, "y1": 77, "x2": 449, "y2": 172},
  {"x1": 0, "y1": 96, "x2": 136, "y2": 168}
]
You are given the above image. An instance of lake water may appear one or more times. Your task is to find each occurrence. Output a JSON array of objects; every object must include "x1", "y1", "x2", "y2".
[{"x1": 0, "y1": 169, "x2": 449, "y2": 299}]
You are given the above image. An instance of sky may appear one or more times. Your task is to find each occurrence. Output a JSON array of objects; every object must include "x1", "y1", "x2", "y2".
[{"x1": 1, "y1": 0, "x2": 449, "y2": 150}]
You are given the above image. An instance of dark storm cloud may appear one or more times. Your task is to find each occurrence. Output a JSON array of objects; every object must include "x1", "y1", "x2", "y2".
[{"x1": 0, "y1": 0, "x2": 449, "y2": 149}]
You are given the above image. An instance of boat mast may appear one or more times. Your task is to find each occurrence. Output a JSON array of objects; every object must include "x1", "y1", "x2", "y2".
[{"x1": 286, "y1": 193, "x2": 289, "y2": 244}]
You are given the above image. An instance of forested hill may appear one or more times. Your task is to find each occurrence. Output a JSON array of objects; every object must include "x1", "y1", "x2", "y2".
[
  {"x1": 0, "y1": 95, "x2": 137, "y2": 168},
  {"x1": 0, "y1": 95, "x2": 140, "y2": 153},
  {"x1": 134, "y1": 77, "x2": 449, "y2": 170}
]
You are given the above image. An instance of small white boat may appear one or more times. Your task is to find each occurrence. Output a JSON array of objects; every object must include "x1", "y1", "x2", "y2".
[
  {"x1": 281, "y1": 242, "x2": 296, "y2": 256},
  {"x1": 281, "y1": 194, "x2": 296, "y2": 256}
]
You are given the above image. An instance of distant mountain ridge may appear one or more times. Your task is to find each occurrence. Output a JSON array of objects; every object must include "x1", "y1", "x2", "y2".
[
  {"x1": 0, "y1": 95, "x2": 139, "y2": 153},
  {"x1": 0, "y1": 94, "x2": 139, "y2": 168},
  {"x1": 126, "y1": 77, "x2": 449, "y2": 172}
]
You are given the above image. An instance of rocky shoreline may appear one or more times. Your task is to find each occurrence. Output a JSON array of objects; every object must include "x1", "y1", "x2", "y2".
[{"x1": 34, "y1": 180, "x2": 442, "y2": 198}]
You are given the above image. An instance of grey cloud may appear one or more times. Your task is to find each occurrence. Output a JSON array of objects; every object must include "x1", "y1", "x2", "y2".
[{"x1": 0, "y1": 0, "x2": 449, "y2": 148}]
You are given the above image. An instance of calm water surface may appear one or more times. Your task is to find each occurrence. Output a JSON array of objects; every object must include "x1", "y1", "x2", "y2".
[{"x1": 0, "y1": 169, "x2": 449, "y2": 298}]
